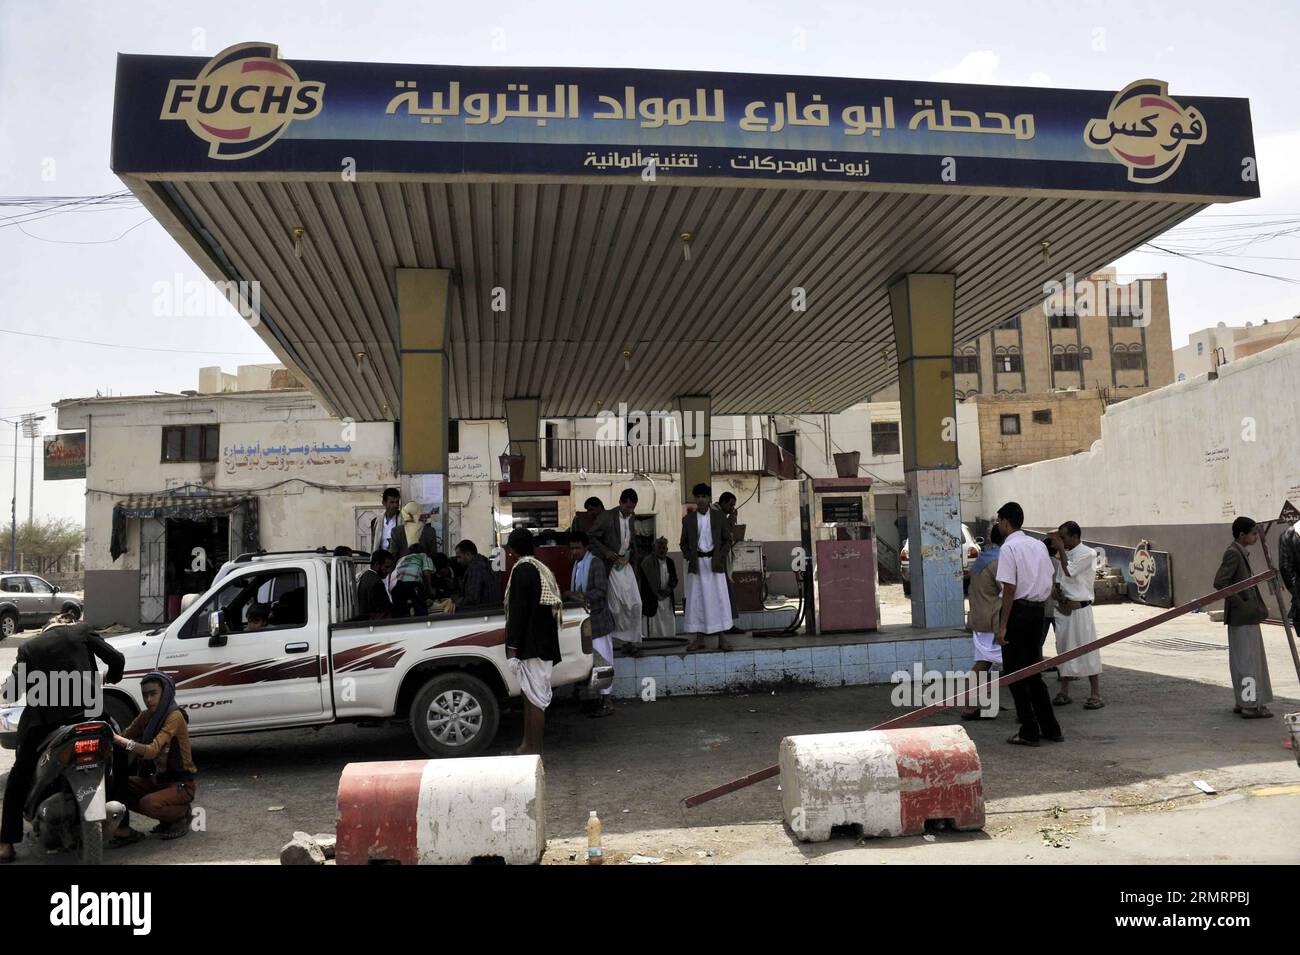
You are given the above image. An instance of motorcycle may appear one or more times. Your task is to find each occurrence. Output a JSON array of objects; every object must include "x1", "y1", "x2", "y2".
[{"x1": 23, "y1": 719, "x2": 116, "y2": 865}]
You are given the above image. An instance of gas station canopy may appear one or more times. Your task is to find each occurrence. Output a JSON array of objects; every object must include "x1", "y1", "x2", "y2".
[{"x1": 111, "y1": 44, "x2": 1258, "y2": 421}]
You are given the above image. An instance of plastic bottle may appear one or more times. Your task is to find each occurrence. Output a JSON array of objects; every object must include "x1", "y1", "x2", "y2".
[{"x1": 586, "y1": 810, "x2": 603, "y2": 865}]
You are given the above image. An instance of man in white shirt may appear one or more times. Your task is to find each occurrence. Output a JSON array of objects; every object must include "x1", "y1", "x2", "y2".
[
  {"x1": 1050, "y1": 522, "x2": 1103, "y2": 708},
  {"x1": 994, "y1": 501, "x2": 1064, "y2": 746},
  {"x1": 369, "y1": 487, "x2": 402, "y2": 557}
]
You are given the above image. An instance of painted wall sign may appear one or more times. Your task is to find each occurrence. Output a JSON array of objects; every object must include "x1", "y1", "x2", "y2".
[
  {"x1": 112, "y1": 45, "x2": 1258, "y2": 199},
  {"x1": 43, "y1": 432, "x2": 87, "y2": 480}
]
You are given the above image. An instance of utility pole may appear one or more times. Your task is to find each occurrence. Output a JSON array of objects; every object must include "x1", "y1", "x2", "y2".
[
  {"x1": 21, "y1": 414, "x2": 44, "y2": 527},
  {"x1": 8, "y1": 418, "x2": 17, "y2": 572}
]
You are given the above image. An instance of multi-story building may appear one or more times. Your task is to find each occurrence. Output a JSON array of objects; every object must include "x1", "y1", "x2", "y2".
[
  {"x1": 1173, "y1": 315, "x2": 1300, "y2": 381},
  {"x1": 873, "y1": 270, "x2": 1175, "y2": 471}
]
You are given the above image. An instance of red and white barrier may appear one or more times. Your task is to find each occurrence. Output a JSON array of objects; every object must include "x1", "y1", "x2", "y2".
[
  {"x1": 778, "y1": 725, "x2": 984, "y2": 841},
  {"x1": 336, "y1": 755, "x2": 546, "y2": 865}
]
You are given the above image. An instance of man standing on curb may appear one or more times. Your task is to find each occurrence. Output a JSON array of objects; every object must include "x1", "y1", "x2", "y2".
[{"x1": 993, "y1": 501, "x2": 1063, "y2": 747}]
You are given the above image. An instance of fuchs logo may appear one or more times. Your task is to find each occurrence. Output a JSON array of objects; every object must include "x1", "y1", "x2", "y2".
[
  {"x1": 160, "y1": 42, "x2": 324, "y2": 160},
  {"x1": 1129, "y1": 539, "x2": 1156, "y2": 599},
  {"x1": 1084, "y1": 79, "x2": 1206, "y2": 185}
]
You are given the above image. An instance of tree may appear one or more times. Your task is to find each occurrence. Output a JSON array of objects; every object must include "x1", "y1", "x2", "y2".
[{"x1": 0, "y1": 517, "x2": 84, "y2": 568}]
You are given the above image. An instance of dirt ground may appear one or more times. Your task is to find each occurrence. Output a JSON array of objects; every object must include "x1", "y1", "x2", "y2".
[{"x1": 2, "y1": 586, "x2": 1298, "y2": 865}]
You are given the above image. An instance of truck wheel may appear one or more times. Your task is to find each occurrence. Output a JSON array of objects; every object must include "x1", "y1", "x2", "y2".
[
  {"x1": 61, "y1": 602, "x2": 82, "y2": 620},
  {"x1": 0, "y1": 610, "x2": 18, "y2": 640},
  {"x1": 80, "y1": 819, "x2": 103, "y2": 866},
  {"x1": 103, "y1": 695, "x2": 136, "y2": 735},
  {"x1": 409, "y1": 672, "x2": 500, "y2": 758}
]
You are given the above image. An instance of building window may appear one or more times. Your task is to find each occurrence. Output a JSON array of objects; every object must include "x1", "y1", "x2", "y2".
[
  {"x1": 1109, "y1": 313, "x2": 1141, "y2": 327},
  {"x1": 1114, "y1": 349, "x2": 1146, "y2": 371},
  {"x1": 998, "y1": 315, "x2": 1021, "y2": 330},
  {"x1": 162, "y1": 424, "x2": 219, "y2": 463},
  {"x1": 1049, "y1": 314, "x2": 1078, "y2": 329},
  {"x1": 777, "y1": 431, "x2": 797, "y2": 457},
  {"x1": 1196, "y1": 342, "x2": 1204, "y2": 355},
  {"x1": 870, "y1": 421, "x2": 901, "y2": 456},
  {"x1": 1000, "y1": 414, "x2": 1021, "y2": 436},
  {"x1": 996, "y1": 353, "x2": 1023, "y2": 374},
  {"x1": 449, "y1": 420, "x2": 460, "y2": 455},
  {"x1": 1052, "y1": 352, "x2": 1083, "y2": 372},
  {"x1": 1032, "y1": 409, "x2": 1053, "y2": 425},
  {"x1": 953, "y1": 354, "x2": 979, "y2": 375}
]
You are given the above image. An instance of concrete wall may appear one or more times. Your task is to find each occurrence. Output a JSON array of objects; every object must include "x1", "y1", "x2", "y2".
[{"x1": 982, "y1": 338, "x2": 1300, "y2": 604}]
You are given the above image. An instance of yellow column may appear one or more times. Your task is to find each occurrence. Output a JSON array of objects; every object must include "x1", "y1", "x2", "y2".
[
  {"x1": 889, "y1": 273, "x2": 964, "y2": 629},
  {"x1": 396, "y1": 269, "x2": 451, "y2": 473},
  {"x1": 676, "y1": 395, "x2": 712, "y2": 503},
  {"x1": 396, "y1": 269, "x2": 451, "y2": 547}
]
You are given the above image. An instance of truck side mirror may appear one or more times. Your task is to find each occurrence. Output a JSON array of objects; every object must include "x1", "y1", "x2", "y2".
[{"x1": 208, "y1": 611, "x2": 228, "y2": 647}]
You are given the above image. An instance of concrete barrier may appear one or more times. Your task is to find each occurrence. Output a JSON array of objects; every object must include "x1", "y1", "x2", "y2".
[
  {"x1": 779, "y1": 726, "x2": 984, "y2": 842},
  {"x1": 336, "y1": 755, "x2": 546, "y2": 864}
]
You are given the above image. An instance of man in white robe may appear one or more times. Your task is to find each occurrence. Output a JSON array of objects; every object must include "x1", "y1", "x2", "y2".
[
  {"x1": 588, "y1": 488, "x2": 643, "y2": 646},
  {"x1": 681, "y1": 484, "x2": 735, "y2": 651},
  {"x1": 1050, "y1": 522, "x2": 1103, "y2": 708}
]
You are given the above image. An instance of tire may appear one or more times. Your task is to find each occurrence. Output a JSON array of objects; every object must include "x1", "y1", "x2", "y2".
[
  {"x1": 409, "y1": 672, "x2": 500, "y2": 759},
  {"x1": 102, "y1": 695, "x2": 136, "y2": 735},
  {"x1": 0, "y1": 610, "x2": 17, "y2": 640},
  {"x1": 80, "y1": 819, "x2": 103, "y2": 866},
  {"x1": 61, "y1": 602, "x2": 82, "y2": 621}
]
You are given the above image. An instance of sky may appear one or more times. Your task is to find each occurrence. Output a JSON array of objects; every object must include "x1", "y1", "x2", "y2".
[{"x1": 2, "y1": 0, "x2": 1297, "y2": 526}]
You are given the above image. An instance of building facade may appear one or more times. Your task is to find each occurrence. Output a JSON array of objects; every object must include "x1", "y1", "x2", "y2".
[
  {"x1": 982, "y1": 337, "x2": 1300, "y2": 605},
  {"x1": 59, "y1": 367, "x2": 984, "y2": 628},
  {"x1": 872, "y1": 271, "x2": 1175, "y2": 471},
  {"x1": 1173, "y1": 315, "x2": 1300, "y2": 381}
]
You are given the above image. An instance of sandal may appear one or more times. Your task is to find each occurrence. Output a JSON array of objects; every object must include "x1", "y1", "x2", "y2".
[
  {"x1": 588, "y1": 700, "x2": 616, "y2": 719},
  {"x1": 156, "y1": 814, "x2": 192, "y2": 840},
  {"x1": 1006, "y1": 733, "x2": 1040, "y2": 747},
  {"x1": 1240, "y1": 708, "x2": 1274, "y2": 719},
  {"x1": 1052, "y1": 693, "x2": 1072, "y2": 706},
  {"x1": 1084, "y1": 698, "x2": 1105, "y2": 710}
]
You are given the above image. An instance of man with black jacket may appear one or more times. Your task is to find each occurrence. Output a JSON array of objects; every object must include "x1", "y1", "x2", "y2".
[
  {"x1": 1214, "y1": 516, "x2": 1274, "y2": 719},
  {"x1": 0, "y1": 615, "x2": 125, "y2": 863}
]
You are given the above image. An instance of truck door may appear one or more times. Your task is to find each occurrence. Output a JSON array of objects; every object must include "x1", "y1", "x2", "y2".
[{"x1": 162, "y1": 562, "x2": 328, "y2": 730}]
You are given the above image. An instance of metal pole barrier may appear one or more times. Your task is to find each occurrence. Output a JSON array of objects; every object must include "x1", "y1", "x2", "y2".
[
  {"x1": 683, "y1": 568, "x2": 1278, "y2": 808},
  {"x1": 1256, "y1": 530, "x2": 1300, "y2": 685}
]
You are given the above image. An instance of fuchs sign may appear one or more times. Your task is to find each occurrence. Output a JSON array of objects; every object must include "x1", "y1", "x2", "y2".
[{"x1": 114, "y1": 44, "x2": 1258, "y2": 199}]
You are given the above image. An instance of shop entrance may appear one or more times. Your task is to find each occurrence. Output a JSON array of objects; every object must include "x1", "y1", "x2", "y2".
[{"x1": 138, "y1": 516, "x2": 230, "y2": 625}]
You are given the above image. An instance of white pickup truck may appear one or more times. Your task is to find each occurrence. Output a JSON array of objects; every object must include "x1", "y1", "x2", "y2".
[{"x1": 1, "y1": 550, "x2": 611, "y2": 757}]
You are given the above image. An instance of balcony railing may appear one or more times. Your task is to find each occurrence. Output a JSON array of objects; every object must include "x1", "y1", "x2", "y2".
[{"x1": 542, "y1": 437, "x2": 797, "y2": 479}]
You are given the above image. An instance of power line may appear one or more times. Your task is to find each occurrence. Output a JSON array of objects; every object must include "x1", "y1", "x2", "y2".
[
  {"x1": 16, "y1": 216, "x2": 156, "y2": 245},
  {"x1": 1141, "y1": 244, "x2": 1300, "y2": 284},
  {"x1": 0, "y1": 327, "x2": 271, "y2": 356}
]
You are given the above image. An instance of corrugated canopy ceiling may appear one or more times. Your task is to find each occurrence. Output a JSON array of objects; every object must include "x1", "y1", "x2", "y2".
[{"x1": 142, "y1": 177, "x2": 1203, "y2": 421}]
